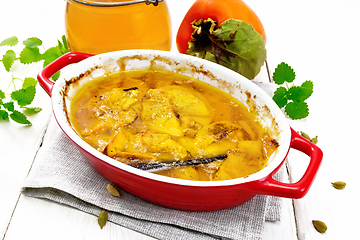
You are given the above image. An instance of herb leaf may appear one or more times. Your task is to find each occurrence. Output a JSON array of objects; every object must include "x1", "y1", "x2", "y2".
[
  {"x1": 23, "y1": 37, "x2": 42, "y2": 48},
  {"x1": 285, "y1": 101, "x2": 309, "y2": 120},
  {"x1": 22, "y1": 77, "x2": 38, "y2": 89},
  {"x1": 11, "y1": 86, "x2": 36, "y2": 107},
  {"x1": 287, "y1": 82, "x2": 313, "y2": 102},
  {"x1": 42, "y1": 38, "x2": 69, "y2": 80},
  {"x1": 10, "y1": 110, "x2": 31, "y2": 125},
  {"x1": 23, "y1": 107, "x2": 42, "y2": 115},
  {"x1": 3, "y1": 102, "x2": 14, "y2": 111},
  {"x1": 299, "y1": 80, "x2": 313, "y2": 100},
  {"x1": 61, "y1": 35, "x2": 69, "y2": 52},
  {"x1": 272, "y1": 62, "x2": 296, "y2": 84},
  {"x1": 0, "y1": 35, "x2": 69, "y2": 125},
  {"x1": 272, "y1": 86, "x2": 288, "y2": 108},
  {"x1": 0, "y1": 90, "x2": 5, "y2": 99},
  {"x1": 0, "y1": 110, "x2": 9, "y2": 120},
  {"x1": 20, "y1": 46, "x2": 42, "y2": 64},
  {"x1": 42, "y1": 46, "x2": 62, "y2": 67},
  {"x1": 272, "y1": 62, "x2": 313, "y2": 120},
  {"x1": 0, "y1": 36, "x2": 18, "y2": 46},
  {"x1": 2, "y1": 50, "x2": 16, "y2": 71}
]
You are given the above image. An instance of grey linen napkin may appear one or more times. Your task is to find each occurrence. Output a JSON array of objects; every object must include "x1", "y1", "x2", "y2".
[{"x1": 22, "y1": 82, "x2": 283, "y2": 240}]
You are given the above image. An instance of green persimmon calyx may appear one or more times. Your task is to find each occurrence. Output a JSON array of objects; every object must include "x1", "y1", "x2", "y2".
[{"x1": 186, "y1": 18, "x2": 266, "y2": 80}]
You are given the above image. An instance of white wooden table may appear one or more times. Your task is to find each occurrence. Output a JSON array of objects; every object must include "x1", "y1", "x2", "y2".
[{"x1": 1, "y1": 0, "x2": 358, "y2": 239}]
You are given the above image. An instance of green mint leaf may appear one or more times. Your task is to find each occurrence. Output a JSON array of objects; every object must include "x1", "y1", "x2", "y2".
[
  {"x1": 23, "y1": 37, "x2": 42, "y2": 48},
  {"x1": 42, "y1": 46, "x2": 62, "y2": 67},
  {"x1": 10, "y1": 110, "x2": 31, "y2": 125},
  {"x1": 11, "y1": 86, "x2": 36, "y2": 106},
  {"x1": 0, "y1": 110, "x2": 9, "y2": 120},
  {"x1": 22, "y1": 77, "x2": 38, "y2": 89},
  {"x1": 42, "y1": 36, "x2": 69, "y2": 80},
  {"x1": 273, "y1": 86, "x2": 288, "y2": 108},
  {"x1": 61, "y1": 35, "x2": 69, "y2": 52},
  {"x1": 2, "y1": 50, "x2": 16, "y2": 71},
  {"x1": 56, "y1": 39, "x2": 69, "y2": 55},
  {"x1": 0, "y1": 89, "x2": 5, "y2": 99},
  {"x1": 287, "y1": 80, "x2": 313, "y2": 102},
  {"x1": 57, "y1": 40, "x2": 64, "y2": 52},
  {"x1": 20, "y1": 46, "x2": 42, "y2": 64},
  {"x1": 43, "y1": 36, "x2": 69, "y2": 68},
  {"x1": 0, "y1": 36, "x2": 18, "y2": 46},
  {"x1": 42, "y1": 47, "x2": 61, "y2": 80},
  {"x1": 285, "y1": 101, "x2": 309, "y2": 120},
  {"x1": 272, "y1": 62, "x2": 296, "y2": 85},
  {"x1": 299, "y1": 80, "x2": 313, "y2": 100},
  {"x1": 51, "y1": 71, "x2": 60, "y2": 81},
  {"x1": 23, "y1": 107, "x2": 42, "y2": 115},
  {"x1": 3, "y1": 102, "x2": 14, "y2": 111},
  {"x1": 287, "y1": 86, "x2": 303, "y2": 102}
]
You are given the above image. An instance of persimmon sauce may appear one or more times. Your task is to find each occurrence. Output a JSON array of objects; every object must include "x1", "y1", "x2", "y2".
[{"x1": 70, "y1": 70, "x2": 279, "y2": 180}]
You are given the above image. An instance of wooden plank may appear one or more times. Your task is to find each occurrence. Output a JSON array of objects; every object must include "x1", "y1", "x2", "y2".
[
  {"x1": 3, "y1": 118, "x2": 150, "y2": 240},
  {"x1": 0, "y1": 90, "x2": 52, "y2": 238},
  {"x1": 262, "y1": 166, "x2": 298, "y2": 240},
  {"x1": 6, "y1": 116, "x2": 296, "y2": 240},
  {"x1": 2, "y1": 1, "x2": 297, "y2": 239},
  {"x1": 5, "y1": 119, "x2": 155, "y2": 240},
  {"x1": 5, "y1": 195, "x2": 156, "y2": 240},
  {"x1": 9, "y1": 0, "x2": 357, "y2": 240},
  {"x1": 255, "y1": 0, "x2": 360, "y2": 239},
  {"x1": 251, "y1": 2, "x2": 297, "y2": 237},
  {"x1": 263, "y1": 199, "x2": 297, "y2": 240},
  {"x1": 1, "y1": 0, "x2": 189, "y2": 239},
  {"x1": 0, "y1": 0, "x2": 66, "y2": 238}
]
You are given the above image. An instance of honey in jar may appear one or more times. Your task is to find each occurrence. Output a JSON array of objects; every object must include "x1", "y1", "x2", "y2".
[{"x1": 65, "y1": 0, "x2": 171, "y2": 54}]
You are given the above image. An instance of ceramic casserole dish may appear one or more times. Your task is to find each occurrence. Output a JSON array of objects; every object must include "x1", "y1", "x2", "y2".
[{"x1": 37, "y1": 50, "x2": 323, "y2": 211}]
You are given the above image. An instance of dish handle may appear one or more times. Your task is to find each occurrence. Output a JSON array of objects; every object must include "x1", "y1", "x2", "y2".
[
  {"x1": 37, "y1": 52, "x2": 93, "y2": 96},
  {"x1": 250, "y1": 127, "x2": 323, "y2": 199}
]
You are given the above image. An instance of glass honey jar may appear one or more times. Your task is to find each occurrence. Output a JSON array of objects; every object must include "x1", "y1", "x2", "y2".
[{"x1": 65, "y1": 0, "x2": 171, "y2": 55}]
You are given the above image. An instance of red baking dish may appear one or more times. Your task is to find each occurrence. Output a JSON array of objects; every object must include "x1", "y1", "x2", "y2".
[{"x1": 37, "y1": 50, "x2": 323, "y2": 211}]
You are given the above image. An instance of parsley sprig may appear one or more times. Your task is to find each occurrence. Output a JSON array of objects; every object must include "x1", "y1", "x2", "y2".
[
  {"x1": 272, "y1": 62, "x2": 313, "y2": 120},
  {"x1": 0, "y1": 35, "x2": 69, "y2": 125}
]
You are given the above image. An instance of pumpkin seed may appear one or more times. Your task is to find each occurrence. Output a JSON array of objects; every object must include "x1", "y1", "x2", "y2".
[
  {"x1": 107, "y1": 183, "x2": 120, "y2": 197},
  {"x1": 310, "y1": 136, "x2": 318, "y2": 144},
  {"x1": 299, "y1": 131, "x2": 318, "y2": 144},
  {"x1": 98, "y1": 210, "x2": 108, "y2": 229},
  {"x1": 299, "y1": 131, "x2": 311, "y2": 141},
  {"x1": 312, "y1": 220, "x2": 327, "y2": 233},
  {"x1": 332, "y1": 181, "x2": 346, "y2": 190}
]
